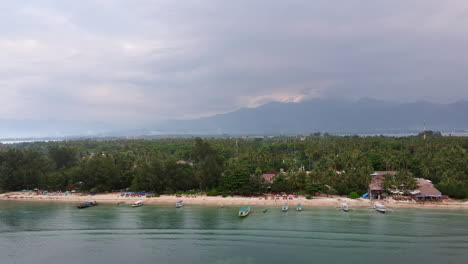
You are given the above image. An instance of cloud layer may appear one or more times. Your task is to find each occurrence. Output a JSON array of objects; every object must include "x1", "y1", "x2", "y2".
[{"x1": 1, "y1": 0, "x2": 468, "y2": 124}]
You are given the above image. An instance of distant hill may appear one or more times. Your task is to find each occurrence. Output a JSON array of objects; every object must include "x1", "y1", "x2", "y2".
[
  {"x1": 155, "y1": 98, "x2": 468, "y2": 135},
  {"x1": 2, "y1": 98, "x2": 467, "y2": 138}
]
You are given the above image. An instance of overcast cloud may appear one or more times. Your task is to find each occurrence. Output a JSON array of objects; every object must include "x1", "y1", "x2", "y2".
[{"x1": 1, "y1": 0, "x2": 468, "y2": 124}]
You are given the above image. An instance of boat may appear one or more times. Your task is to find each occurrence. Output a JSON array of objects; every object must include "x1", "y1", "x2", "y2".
[
  {"x1": 239, "y1": 205, "x2": 250, "y2": 217},
  {"x1": 374, "y1": 202, "x2": 387, "y2": 213},
  {"x1": 77, "y1": 200, "x2": 98, "y2": 209},
  {"x1": 132, "y1": 200, "x2": 144, "y2": 207},
  {"x1": 341, "y1": 202, "x2": 349, "y2": 212},
  {"x1": 281, "y1": 203, "x2": 289, "y2": 212},
  {"x1": 296, "y1": 204, "x2": 303, "y2": 211},
  {"x1": 176, "y1": 200, "x2": 184, "y2": 208}
]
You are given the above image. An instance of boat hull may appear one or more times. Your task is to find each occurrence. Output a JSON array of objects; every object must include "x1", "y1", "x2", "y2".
[
  {"x1": 239, "y1": 206, "x2": 251, "y2": 217},
  {"x1": 239, "y1": 210, "x2": 250, "y2": 217}
]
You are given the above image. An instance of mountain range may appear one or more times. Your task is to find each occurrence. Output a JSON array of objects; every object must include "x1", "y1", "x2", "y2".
[
  {"x1": 1, "y1": 98, "x2": 467, "y2": 139},
  {"x1": 154, "y1": 98, "x2": 468, "y2": 135}
]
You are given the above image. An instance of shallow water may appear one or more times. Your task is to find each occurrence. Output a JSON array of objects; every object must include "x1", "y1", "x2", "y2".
[{"x1": 1, "y1": 201, "x2": 467, "y2": 264}]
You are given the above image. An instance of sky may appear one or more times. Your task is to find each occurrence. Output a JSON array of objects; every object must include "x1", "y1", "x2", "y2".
[{"x1": 1, "y1": 0, "x2": 468, "y2": 126}]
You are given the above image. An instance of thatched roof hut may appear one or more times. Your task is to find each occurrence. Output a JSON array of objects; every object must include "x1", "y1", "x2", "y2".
[{"x1": 411, "y1": 178, "x2": 442, "y2": 199}]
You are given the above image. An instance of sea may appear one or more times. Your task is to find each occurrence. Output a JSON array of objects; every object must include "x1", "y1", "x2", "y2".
[{"x1": 0, "y1": 201, "x2": 467, "y2": 264}]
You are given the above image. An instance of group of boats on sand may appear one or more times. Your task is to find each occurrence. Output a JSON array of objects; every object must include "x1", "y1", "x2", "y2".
[{"x1": 77, "y1": 199, "x2": 389, "y2": 215}]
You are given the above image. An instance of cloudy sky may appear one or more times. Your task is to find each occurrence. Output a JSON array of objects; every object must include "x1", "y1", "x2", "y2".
[{"x1": 1, "y1": 0, "x2": 468, "y2": 125}]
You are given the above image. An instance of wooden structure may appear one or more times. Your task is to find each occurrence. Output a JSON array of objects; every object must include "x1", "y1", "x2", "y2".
[{"x1": 368, "y1": 171, "x2": 398, "y2": 199}]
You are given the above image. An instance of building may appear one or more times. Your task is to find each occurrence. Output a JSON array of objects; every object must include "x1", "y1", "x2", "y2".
[
  {"x1": 368, "y1": 171, "x2": 398, "y2": 199},
  {"x1": 410, "y1": 178, "x2": 442, "y2": 200},
  {"x1": 176, "y1": 160, "x2": 193, "y2": 166},
  {"x1": 261, "y1": 170, "x2": 278, "y2": 184}
]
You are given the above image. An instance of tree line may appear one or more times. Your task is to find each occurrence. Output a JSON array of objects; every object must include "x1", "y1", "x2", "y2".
[{"x1": 1, "y1": 135, "x2": 467, "y2": 198}]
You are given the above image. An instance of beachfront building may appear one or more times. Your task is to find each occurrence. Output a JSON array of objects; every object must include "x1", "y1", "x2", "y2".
[
  {"x1": 368, "y1": 171, "x2": 398, "y2": 199},
  {"x1": 262, "y1": 170, "x2": 278, "y2": 185},
  {"x1": 410, "y1": 178, "x2": 443, "y2": 200}
]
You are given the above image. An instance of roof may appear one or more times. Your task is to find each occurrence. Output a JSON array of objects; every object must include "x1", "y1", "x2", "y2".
[
  {"x1": 369, "y1": 171, "x2": 399, "y2": 191},
  {"x1": 369, "y1": 175, "x2": 385, "y2": 191},
  {"x1": 262, "y1": 173, "x2": 276, "y2": 183},
  {"x1": 413, "y1": 178, "x2": 442, "y2": 197},
  {"x1": 177, "y1": 160, "x2": 193, "y2": 165},
  {"x1": 370, "y1": 171, "x2": 398, "y2": 176}
]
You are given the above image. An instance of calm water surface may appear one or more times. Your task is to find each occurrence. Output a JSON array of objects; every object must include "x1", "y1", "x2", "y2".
[{"x1": 1, "y1": 201, "x2": 467, "y2": 264}]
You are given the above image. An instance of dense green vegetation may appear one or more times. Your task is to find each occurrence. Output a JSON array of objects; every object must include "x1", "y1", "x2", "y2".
[{"x1": 0, "y1": 134, "x2": 467, "y2": 198}]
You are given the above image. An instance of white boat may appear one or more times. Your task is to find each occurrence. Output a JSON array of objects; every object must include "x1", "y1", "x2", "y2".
[
  {"x1": 374, "y1": 202, "x2": 387, "y2": 213},
  {"x1": 341, "y1": 202, "x2": 349, "y2": 212},
  {"x1": 176, "y1": 200, "x2": 184, "y2": 208},
  {"x1": 296, "y1": 204, "x2": 303, "y2": 211},
  {"x1": 282, "y1": 203, "x2": 289, "y2": 212},
  {"x1": 239, "y1": 206, "x2": 250, "y2": 217},
  {"x1": 132, "y1": 200, "x2": 144, "y2": 207}
]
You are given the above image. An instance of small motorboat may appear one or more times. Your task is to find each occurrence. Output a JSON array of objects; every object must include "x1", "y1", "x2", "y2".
[
  {"x1": 176, "y1": 200, "x2": 184, "y2": 208},
  {"x1": 374, "y1": 202, "x2": 387, "y2": 213},
  {"x1": 239, "y1": 205, "x2": 250, "y2": 217},
  {"x1": 77, "y1": 200, "x2": 98, "y2": 209},
  {"x1": 296, "y1": 204, "x2": 303, "y2": 211},
  {"x1": 282, "y1": 203, "x2": 289, "y2": 212},
  {"x1": 132, "y1": 200, "x2": 144, "y2": 207},
  {"x1": 341, "y1": 202, "x2": 349, "y2": 212}
]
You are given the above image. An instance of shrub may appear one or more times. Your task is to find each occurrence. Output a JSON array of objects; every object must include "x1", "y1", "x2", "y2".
[
  {"x1": 206, "y1": 189, "x2": 219, "y2": 196},
  {"x1": 222, "y1": 194, "x2": 227, "y2": 198},
  {"x1": 164, "y1": 189, "x2": 175, "y2": 195},
  {"x1": 348, "y1": 191, "x2": 360, "y2": 199},
  {"x1": 306, "y1": 196, "x2": 312, "y2": 200}
]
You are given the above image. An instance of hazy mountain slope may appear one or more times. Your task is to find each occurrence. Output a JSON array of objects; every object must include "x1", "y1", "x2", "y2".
[{"x1": 156, "y1": 99, "x2": 468, "y2": 134}]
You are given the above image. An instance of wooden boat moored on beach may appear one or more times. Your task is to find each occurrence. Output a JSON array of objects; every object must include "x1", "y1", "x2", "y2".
[
  {"x1": 176, "y1": 200, "x2": 184, "y2": 208},
  {"x1": 77, "y1": 200, "x2": 98, "y2": 209},
  {"x1": 132, "y1": 200, "x2": 144, "y2": 207},
  {"x1": 374, "y1": 202, "x2": 387, "y2": 213},
  {"x1": 341, "y1": 202, "x2": 349, "y2": 212},
  {"x1": 239, "y1": 205, "x2": 251, "y2": 217},
  {"x1": 282, "y1": 203, "x2": 289, "y2": 212},
  {"x1": 296, "y1": 204, "x2": 303, "y2": 211}
]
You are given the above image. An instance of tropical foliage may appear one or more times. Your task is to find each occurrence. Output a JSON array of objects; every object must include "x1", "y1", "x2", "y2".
[{"x1": 0, "y1": 134, "x2": 467, "y2": 198}]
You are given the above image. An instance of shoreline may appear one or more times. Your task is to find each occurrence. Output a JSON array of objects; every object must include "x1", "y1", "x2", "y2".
[{"x1": 1, "y1": 192, "x2": 468, "y2": 210}]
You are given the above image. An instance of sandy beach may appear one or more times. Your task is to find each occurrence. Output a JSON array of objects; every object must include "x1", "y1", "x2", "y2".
[{"x1": 1, "y1": 192, "x2": 468, "y2": 209}]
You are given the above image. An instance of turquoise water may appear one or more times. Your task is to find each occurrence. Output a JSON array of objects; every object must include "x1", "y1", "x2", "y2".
[{"x1": 1, "y1": 201, "x2": 467, "y2": 264}]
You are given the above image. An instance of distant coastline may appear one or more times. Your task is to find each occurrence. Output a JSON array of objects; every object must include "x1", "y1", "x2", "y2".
[{"x1": 2, "y1": 131, "x2": 468, "y2": 144}]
